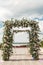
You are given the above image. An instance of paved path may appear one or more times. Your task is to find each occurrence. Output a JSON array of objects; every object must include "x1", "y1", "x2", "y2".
[{"x1": 0, "y1": 48, "x2": 43, "y2": 65}]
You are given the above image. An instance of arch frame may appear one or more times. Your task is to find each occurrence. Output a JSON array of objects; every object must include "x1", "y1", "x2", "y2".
[{"x1": 2, "y1": 18, "x2": 40, "y2": 60}]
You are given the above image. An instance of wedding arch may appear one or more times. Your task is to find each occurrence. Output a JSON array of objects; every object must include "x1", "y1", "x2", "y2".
[{"x1": 2, "y1": 18, "x2": 40, "y2": 60}]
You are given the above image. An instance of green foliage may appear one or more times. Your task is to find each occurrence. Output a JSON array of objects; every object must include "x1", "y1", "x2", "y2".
[
  {"x1": 40, "y1": 41, "x2": 43, "y2": 47},
  {"x1": 2, "y1": 18, "x2": 40, "y2": 60},
  {"x1": 2, "y1": 20, "x2": 13, "y2": 61},
  {"x1": 29, "y1": 21, "x2": 40, "y2": 60},
  {"x1": 0, "y1": 43, "x2": 3, "y2": 49}
]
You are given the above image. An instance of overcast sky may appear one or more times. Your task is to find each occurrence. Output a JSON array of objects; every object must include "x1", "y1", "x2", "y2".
[
  {"x1": 0, "y1": 0, "x2": 43, "y2": 20},
  {"x1": 0, "y1": 0, "x2": 43, "y2": 43}
]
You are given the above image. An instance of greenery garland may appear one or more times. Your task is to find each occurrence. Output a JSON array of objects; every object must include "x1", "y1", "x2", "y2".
[
  {"x1": 29, "y1": 21, "x2": 40, "y2": 60},
  {"x1": 2, "y1": 20, "x2": 13, "y2": 60},
  {"x1": 2, "y1": 18, "x2": 40, "y2": 60}
]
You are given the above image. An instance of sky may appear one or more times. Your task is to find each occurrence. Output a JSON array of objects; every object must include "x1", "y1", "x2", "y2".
[{"x1": 0, "y1": 0, "x2": 43, "y2": 43}]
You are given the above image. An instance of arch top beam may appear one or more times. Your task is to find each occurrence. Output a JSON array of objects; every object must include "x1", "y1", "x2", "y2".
[{"x1": 13, "y1": 29, "x2": 30, "y2": 32}]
